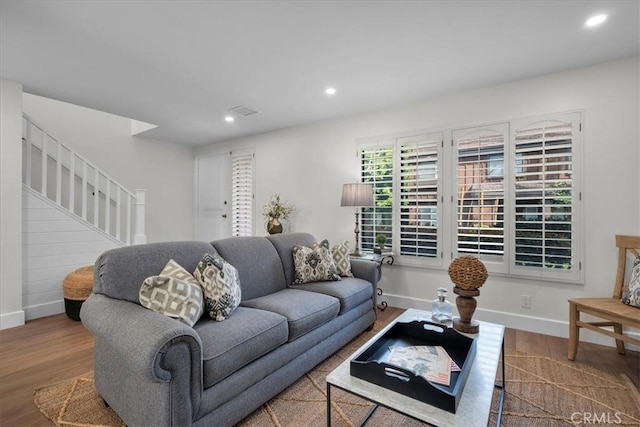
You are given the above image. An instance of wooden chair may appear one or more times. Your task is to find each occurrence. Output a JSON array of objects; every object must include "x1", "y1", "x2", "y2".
[{"x1": 568, "y1": 234, "x2": 640, "y2": 360}]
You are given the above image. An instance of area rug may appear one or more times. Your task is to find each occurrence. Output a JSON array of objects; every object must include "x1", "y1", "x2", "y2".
[{"x1": 35, "y1": 327, "x2": 640, "y2": 426}]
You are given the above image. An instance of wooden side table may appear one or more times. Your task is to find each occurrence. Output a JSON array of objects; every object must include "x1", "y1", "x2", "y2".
[{"x1": 351, "y1": 252, "x2": 394, "y2": 310}]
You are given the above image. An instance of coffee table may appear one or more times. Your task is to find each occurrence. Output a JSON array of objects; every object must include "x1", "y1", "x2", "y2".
[{"x1": 326, "y1": 309, "x2": 505, "y2": 426}]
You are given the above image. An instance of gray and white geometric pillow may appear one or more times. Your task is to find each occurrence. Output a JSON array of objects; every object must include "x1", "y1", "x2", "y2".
[
  {"x1": 330, "y1": 240, "x2": 354, "y2": 277},
  {"x1": 161, "y1": 258, "x2": 202, "y2": 286},
  {"x1": 139, "y1": 259, "x2": 204, "y2": 327},
  {"x1": 292, "y1": 240, "x2": 341, "y2": 284},
  {"x1": 193, "y1": 253, "x2": 242, "y2": 321},
  {"x1": 622, "y1": 256, "x2": 640, "y2": 308}
]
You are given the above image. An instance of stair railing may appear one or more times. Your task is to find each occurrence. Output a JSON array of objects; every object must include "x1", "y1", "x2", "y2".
[{"x1": 22, "y1": 114, "x2": 146, "y2": 246}]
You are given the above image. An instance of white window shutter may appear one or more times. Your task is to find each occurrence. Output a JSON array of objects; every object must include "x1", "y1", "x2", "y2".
[
  {"x1": 360, "y1": 144, "x2": 394, "y2": 253},
  {"x1": 231, "y1": 151, "x2": 254, "y2": 237},
  {"x1": 453, "y1": 124, "x2": 507, "y2": 269},
  {"x1": 398, "y1": 133, "x2": 441, "y2": 259},
  {"x1": 511, "y1": 112, "x2": 581, "y2": 282}
]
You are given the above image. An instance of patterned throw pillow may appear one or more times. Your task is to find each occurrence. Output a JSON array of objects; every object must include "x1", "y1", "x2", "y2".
[
  {"x1": 622, "y1": 256, "x2": 640, "y2": 308},
  {"x1": 139, "y1": 259, "x2": 204, "y2": 327},
  {"x1": 161, "y1": 258, "x2": 202, "y2": 286},
  {"x1": 330, "y1": 240, "x2": 354, "y2": 277},
  {"x1": 292, "y1": 240, "x2": 341, "y2": 284},
  {"x1": 194, "y1": 253, "x2": 242, "y2": 321}
]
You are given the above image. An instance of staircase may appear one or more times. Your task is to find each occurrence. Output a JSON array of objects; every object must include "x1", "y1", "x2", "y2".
[{"x1": 21, "y1": 114, "x2": 146, "y2": 320}]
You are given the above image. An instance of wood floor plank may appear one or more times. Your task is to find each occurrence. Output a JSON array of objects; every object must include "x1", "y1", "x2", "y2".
[
  {"x1": 0, "y1": 308, "x2": 637, "y2": 426},
  {"x1": 0, "y1": 314, "x2": 94, "y2": 426}
]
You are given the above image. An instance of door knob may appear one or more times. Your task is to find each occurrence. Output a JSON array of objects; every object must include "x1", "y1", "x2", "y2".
[{"x1": 222, "y1": 214, "x2": 227, "y2": 218}]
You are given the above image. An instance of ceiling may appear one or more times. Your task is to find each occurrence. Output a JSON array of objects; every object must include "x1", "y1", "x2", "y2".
[{"x1": 1, "y1": 1, "x2": 638, "y2": 147}]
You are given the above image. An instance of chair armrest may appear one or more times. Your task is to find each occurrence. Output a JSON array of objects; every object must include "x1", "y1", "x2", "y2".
[{"x1": 81, "y1": 293, "x2": 203, "y2": 425}]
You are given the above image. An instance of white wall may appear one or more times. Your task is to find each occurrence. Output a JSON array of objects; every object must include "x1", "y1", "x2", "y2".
[
  {"x1": 22, "y1": 188, "x2": 121, "y2": 320},
  {"x1": 0, "y1": 91, "x2": 196, "y2": 327},
  {"x1": 197, "y1": 57, "x2": 640, "y2": 345},
  {"x1": 0, "y1": 79, "x2": 25, "y2": 329},
  {"x1": 22, "y1": 94, "x2": 195, "y2": 243}
]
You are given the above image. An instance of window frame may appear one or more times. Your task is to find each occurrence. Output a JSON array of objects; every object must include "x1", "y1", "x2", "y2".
[
  {"x1": 451, "y1": 123, "x2": 509, "y2": 274},
  {"x1": 395, "y1": 132, "x2": 444, "y2": 268},
  {"x1": 356, "y1": 110, "x2": 583, "y2": 284},
  {"x1": 359, "y1": 132, "x2": 444, "y2": 269},
  {"x1": 359, "y1": 139, "x2": 395, "y2": 256},
  {"x1": 508, "y1": 111, "x2": 582, "y2": 283}
]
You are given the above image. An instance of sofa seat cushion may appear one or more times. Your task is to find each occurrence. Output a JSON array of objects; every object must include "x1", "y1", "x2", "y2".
[
  {"x1": 241, "y1": 289, "x2": 339, "y2": 341},
  {"x1": 292, "y1": 278, "x2": 373, "y2": 314},
  {"x1": 194, "y1": 306, "x2": 288, "y2": 388}
]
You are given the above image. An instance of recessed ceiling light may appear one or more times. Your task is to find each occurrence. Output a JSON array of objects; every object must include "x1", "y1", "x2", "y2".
[
  {"x1": 224, "y1": 115, "x2": 234, "y2": 123},
  {"x1": 325, "y1": 87, "x2": 336, "y2": 96},
  {"x1": 585, "y1": 14, "x2": 607, "y2": 27}
]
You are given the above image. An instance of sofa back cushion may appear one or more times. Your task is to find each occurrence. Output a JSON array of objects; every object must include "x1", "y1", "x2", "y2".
[
  {"x1": 212, "y1": 236, "x2": 286, "y2": 300},
  {"x1": 266, "y1": 232, "x2": 316, "y2": 285},
  {"x1": 94, "y1": 241, "x2": 215, "y2": 304}
]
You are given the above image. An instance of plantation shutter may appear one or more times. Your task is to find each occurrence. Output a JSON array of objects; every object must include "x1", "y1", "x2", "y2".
[
  {"x1": 360, "y1": 144, "x2": 393, "y2": 253},
  {"x1": 398, "y1": 133, "x2": 441, "y2": 258},
  {"x1": 231, "y1": 151, "x2": 254, "y2": 237},
  {"x1": 454, "y1": 125, "x2": 507, "y2": 266},
  {"x1": 513, "y1": 113, "x2": 579, "y2": 276}
]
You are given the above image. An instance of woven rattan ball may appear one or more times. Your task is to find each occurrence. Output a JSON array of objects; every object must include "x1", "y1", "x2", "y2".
[{"x1": 448, "y1": 256, "x2": 488, "y2": 290}]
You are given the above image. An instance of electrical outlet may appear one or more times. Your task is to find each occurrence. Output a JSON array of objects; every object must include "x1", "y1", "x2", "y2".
[{"x1": 521, "y1": 295, "x2": 532, "y2": 309}]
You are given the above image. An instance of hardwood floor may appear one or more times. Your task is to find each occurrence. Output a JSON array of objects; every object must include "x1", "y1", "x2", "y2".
[{"x1": 1, "y1": 307, "x2": 638, "y2": 426}]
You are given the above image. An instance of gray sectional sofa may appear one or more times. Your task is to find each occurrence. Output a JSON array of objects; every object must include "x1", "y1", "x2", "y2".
[{"x1": 80, "y1": 232, "x2": 379, "y2": 426}]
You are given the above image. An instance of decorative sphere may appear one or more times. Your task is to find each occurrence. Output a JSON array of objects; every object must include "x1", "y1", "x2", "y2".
[{"x1": 448, "y1": 256, "x2": 488, "y2": 290}]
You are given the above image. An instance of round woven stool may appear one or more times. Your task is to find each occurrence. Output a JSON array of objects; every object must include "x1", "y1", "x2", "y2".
[{"x1": 63, "y1": 266, "x2": 94, "y2": 321}]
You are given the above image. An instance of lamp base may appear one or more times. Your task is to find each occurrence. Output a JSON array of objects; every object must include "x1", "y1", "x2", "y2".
[{"x1": 351, "y1": 212, "x2": 361, "y2": 259}]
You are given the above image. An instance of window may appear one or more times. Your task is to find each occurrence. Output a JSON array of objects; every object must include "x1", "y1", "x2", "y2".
[
  {"x1": 357, "y1": 111, "x2": 582, "y2": 283},
  {"x1": 453, "y1": 125, "x2": 507, "y2": 268},
  {"x1": 398, "y1": 133, "x2": 441, "y2": 259},
  {"x1": 359, "y1": 133, "x2": 442, "y2": 267},
  {"x1": 511, "y1": 113, "x2": 580, "y2": 281},
  {"x1": 360, "y1": 143, "x2": 393, "y2": 253},
  {"x1": 231, "y1": 150, "x2": 254, "y2": 237}
]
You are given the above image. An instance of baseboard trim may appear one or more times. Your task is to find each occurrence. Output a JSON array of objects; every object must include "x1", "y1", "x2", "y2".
[
  {"x1": 0, "y1": 309, "x2": 25, "y2": 330},
  {"x1": 25, "y1": 300, "x2": 65, "y2": 321},
  {"x1": 382, "y1": 293, "x2": 640, "y2": 352}
]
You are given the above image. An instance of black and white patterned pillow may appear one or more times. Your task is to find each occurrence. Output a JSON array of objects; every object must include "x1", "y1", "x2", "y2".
[
  {"x1": 622, "y1": 256, "x2": 640, "y2": 308},
  {"x1": 139, "y1": 259, "x2": 204, "y2": 327},
  {"x1": 194, "y1": 253, "x2": 242, "y2": 321},
  {"x1": 330, "y1": 240, "x2": 354, "y2": 277},
  {"x1": 292, "y1": 240, "x2": 341, "y2": 284}
]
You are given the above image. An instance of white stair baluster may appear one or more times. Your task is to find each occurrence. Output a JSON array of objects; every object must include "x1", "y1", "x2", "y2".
[{"x1": 41, "y1": 133, "x2": 47, "y2": 197}]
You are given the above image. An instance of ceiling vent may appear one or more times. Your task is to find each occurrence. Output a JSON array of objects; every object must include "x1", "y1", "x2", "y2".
[{"x1": 228, "y1": 105, "x2": 258, "y2": 116}]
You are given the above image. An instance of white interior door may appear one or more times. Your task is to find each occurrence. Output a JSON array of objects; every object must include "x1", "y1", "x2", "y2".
[{"x1": 196, "y1": 153, "x2": 232, "y2": 241}]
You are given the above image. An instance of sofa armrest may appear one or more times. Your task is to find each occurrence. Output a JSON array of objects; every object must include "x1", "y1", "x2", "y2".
[
  {"x1": 350, "y1": 258, "x2": 380, "y2": 287},
  {"x1": 81, "y1": 293, "x2": 203, "y2": 426},
  {"x1": 350, "y1": 258, "x2": 380, "y2": 314}
]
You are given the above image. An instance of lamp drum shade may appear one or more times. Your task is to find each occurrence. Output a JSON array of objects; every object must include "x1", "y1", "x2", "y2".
[{"x1": 341, "y1": 183, "x2": 374, "y2": 207}]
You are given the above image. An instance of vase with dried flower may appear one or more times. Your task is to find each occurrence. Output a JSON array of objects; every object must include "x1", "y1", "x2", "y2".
[
  {"x1": 263, "y1": 194, "x2": 295, "y2": 234},
  {"x1": 448, "y1": 255, "x2": 487, "y2": 333}
]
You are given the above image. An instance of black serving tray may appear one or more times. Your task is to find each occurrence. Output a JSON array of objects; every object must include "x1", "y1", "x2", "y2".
[{"x1": 350, "y1": 320, "x2": 477, "y2": 413}]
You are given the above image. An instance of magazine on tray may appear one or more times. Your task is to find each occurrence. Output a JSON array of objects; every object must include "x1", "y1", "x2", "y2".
[{"x1": 387, "y1": 346, "x2": 459, "y2": 386}]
